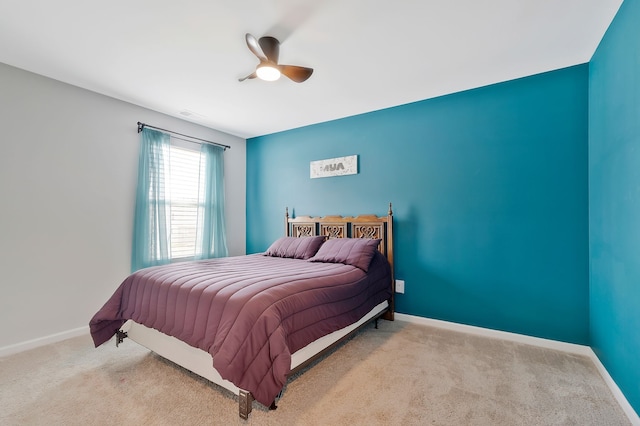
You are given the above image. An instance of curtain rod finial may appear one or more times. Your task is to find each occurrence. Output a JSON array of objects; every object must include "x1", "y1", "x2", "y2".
[{"x1": 137, "y1": 122, "x2": 145, "y2": 133}]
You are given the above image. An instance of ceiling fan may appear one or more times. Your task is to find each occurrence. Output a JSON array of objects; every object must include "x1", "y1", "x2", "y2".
[{"x1": 239, "y1": 33, "x2": 314, "y2": 83}]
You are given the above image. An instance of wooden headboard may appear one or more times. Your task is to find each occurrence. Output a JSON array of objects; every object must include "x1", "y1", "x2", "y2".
[{"x1": 285, "y1": 203, "x2": 395, "y2": 320}]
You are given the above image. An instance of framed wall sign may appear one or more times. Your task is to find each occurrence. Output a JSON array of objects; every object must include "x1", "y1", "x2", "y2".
[{"x1": 310, "y1": 155, "x2": 358, "y2": 179}]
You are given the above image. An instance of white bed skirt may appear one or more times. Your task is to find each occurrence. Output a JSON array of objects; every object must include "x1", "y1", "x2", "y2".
[{"x1": 122, "y1": 300, "x2": 389, "y2": 397}]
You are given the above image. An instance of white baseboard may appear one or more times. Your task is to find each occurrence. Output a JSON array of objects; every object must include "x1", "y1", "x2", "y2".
[
  {"x1": 395, "y1": 313, "x2": 592, "y2": 355},
  {"x1": 395, "y1": 313, "x2": 640, "y2": 425},
  {"x1": 587, "y1": 348, "x2": 640, "y2": 426},
  {"x1": 0, "y1": 326, "x2": 89, "y2": 358}
]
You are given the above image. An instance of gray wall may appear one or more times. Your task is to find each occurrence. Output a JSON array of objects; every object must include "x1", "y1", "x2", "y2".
[{"x1": 0, "y1": 63, "x2": 246, "y2": 351}]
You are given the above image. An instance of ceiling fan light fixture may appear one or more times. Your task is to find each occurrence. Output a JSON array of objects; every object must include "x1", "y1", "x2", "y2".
[
  {"x1": 256, "y1": 63, "x2": 281, "y2": 81},
  {"x1": 241, "y1": 34, "x2": 312, "y2": 83}
]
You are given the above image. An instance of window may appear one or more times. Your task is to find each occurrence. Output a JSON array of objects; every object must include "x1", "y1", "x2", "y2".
[
  {"x1": 166, "y1": 144, "x2": 206, "y2": 260},
  {"x1": 132, "y1": 128, "x2": 228, "y2": 271}
]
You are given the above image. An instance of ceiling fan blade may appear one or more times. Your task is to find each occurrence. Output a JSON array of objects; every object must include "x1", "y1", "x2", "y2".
[
  {"x1": 238, "y1": 71, "x2": 257, "y2": 82},
  {"x1": 258, "y1": 36, "x2": 280, "y2": 64},
  {"x1": 245, "y1": 33, "x2": 267, "y2": 61},
  {"x1": 279, "y1": 65, "x2": 314, "y2": 83}
]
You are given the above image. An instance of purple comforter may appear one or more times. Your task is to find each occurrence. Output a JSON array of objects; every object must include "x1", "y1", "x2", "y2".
[{"x1": 90, "y1": 252, "x2": 391, "y2": 406}]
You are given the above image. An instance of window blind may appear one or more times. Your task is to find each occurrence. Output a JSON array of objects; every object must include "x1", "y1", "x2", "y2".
[{"x1": 167, "y1": 144, "x2": 205, "y2": 260}]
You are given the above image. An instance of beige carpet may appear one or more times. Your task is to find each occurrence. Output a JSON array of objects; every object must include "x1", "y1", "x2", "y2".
[{"x1": 0, "y1": 320, "x2": 631, "y2": 425}]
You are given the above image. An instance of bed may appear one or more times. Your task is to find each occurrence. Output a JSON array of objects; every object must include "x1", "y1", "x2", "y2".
[{"x1": 90, "y1": 205, "x2": 395, "y2": 419}]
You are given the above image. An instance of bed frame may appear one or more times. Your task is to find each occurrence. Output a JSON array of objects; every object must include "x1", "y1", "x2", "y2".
[
  {"x1": 119, "y1": 204, "x2": 395, "y2": 419},
  {"x1": 285, "y1": 204, "x2": 395, "y2": 320}
]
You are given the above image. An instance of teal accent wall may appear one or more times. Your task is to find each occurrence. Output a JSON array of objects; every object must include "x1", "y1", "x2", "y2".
[
  {"x1": 247, "y1": 65, "x2": 590, "y2": 344},
  {"x1": 589, "y1": 0, "x2": 640, "y2": 414}
]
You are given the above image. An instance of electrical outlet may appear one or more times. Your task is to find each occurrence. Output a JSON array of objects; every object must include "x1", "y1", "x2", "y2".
[{"x1": 396, "y1": 279, "x2": 405, "y2": 294}]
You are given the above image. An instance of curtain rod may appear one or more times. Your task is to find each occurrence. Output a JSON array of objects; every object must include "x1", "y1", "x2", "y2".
[{"x1": 137, "y1": 122, "x2": 231, "y2": 150}]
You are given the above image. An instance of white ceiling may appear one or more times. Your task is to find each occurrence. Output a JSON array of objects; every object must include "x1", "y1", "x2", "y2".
[{"x1": 0, "y1": 0, "x2": 622, "y2": 139}]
